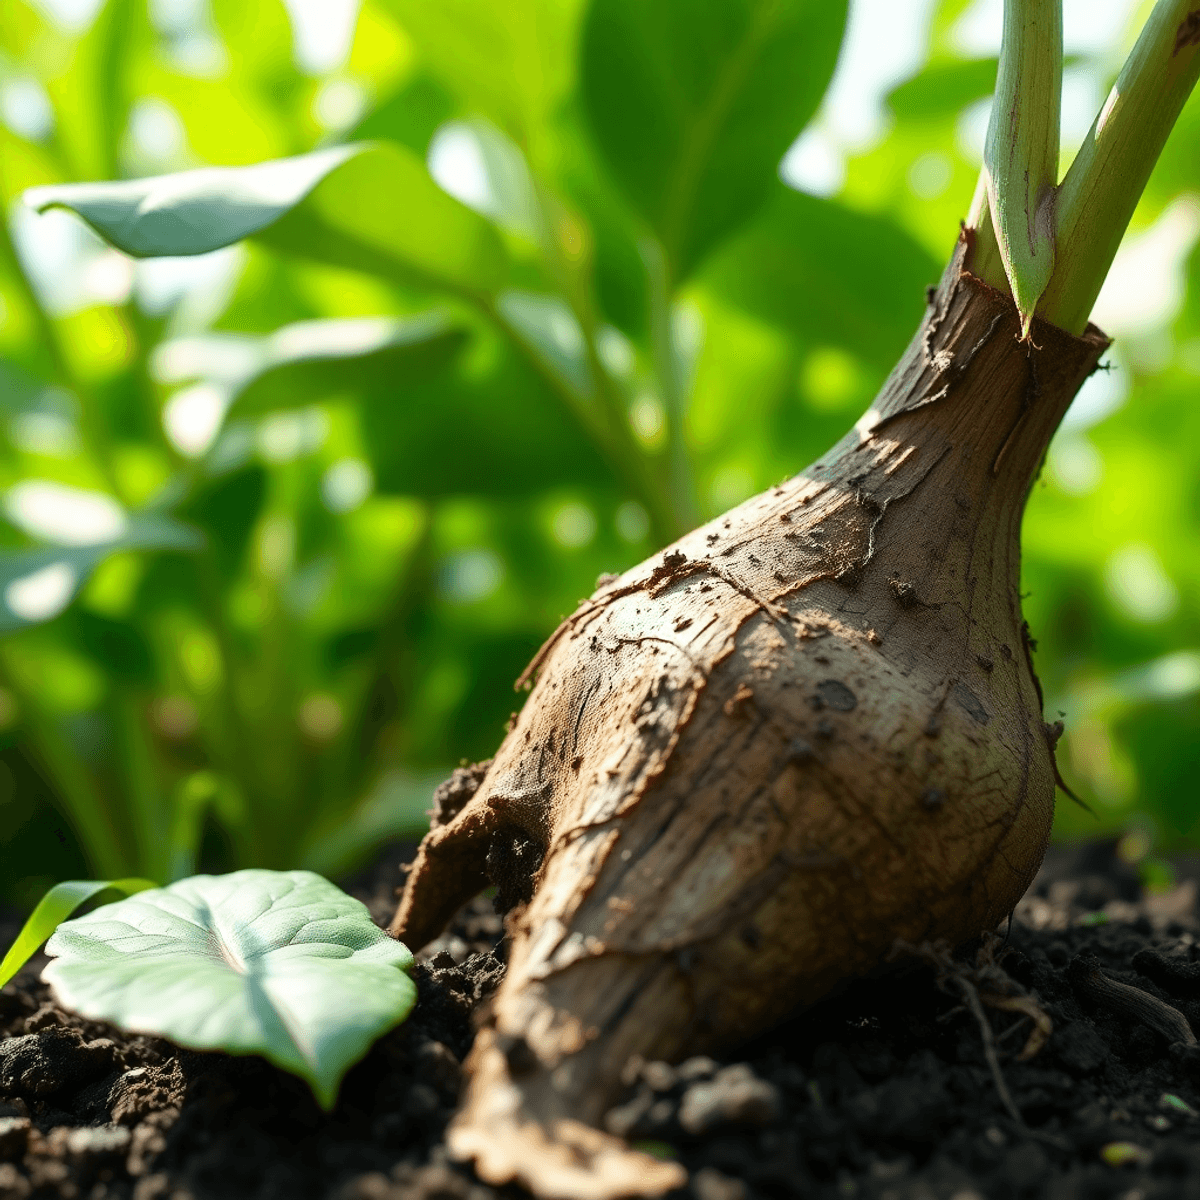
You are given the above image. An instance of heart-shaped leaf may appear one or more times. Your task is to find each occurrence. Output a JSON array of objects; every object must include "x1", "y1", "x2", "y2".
[
  {"x1": 42, "y1": 870, "x2": 417, "y2": 1109},
  {"x1": 24, "y1": 143, "x2": 508, "y2": 295}
]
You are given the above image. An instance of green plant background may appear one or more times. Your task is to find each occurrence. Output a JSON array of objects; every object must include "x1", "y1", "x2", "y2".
[{"x1": 0, "y1": 0, "x2": 1197, "y2": 910}]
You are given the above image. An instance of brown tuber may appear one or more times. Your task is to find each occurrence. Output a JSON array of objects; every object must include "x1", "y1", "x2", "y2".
[{"x1": 389, "y1": 235, "x2": 1110, "y2": 1198}]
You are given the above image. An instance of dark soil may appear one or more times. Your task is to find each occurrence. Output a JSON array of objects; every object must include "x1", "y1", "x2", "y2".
[{"x1": 4, "y1": 842, "x2": 1200, "y2": 1200}]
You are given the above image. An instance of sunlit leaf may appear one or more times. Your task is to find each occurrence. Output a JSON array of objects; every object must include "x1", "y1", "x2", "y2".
[
  {"x1": 42, "y1": 870, "x2": 417, "y2": 1109},
  {"x1": 580, "y1": 0, "x2": 848, "y2": 278},
  {"x1": 24, "y1": 144, "x2": 508, "y2": 295}
]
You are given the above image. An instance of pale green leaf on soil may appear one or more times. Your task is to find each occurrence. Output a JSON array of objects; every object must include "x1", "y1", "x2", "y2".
[
  {"x1": 42, "y1": 870, "x2": 417, "y2": 1109},
  {"x1": 0, "y1": 878, "x2": 155, "y2": 990},
  {"x1": 580, "y1": 0, "x2": 848, "y2": 279},
  {"x1": 24, "y1": 144, "x2": 508, "y2": 295}
]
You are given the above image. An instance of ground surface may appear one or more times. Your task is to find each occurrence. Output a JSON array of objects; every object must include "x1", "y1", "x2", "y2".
[{"x1": 3, "y1": 842, "x2": 1200, "y2": 1200}]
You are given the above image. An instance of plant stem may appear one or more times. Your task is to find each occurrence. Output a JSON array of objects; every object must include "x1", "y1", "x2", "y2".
[
  {"x1": 1040, "y1": 0, "x2": 1200, "y2": 332},
  {"x1": 983, "y1": 0, "x2": 1062, "y2": 337},
  {"x1": 482, "y1": 297, "x2": 679, "y2": 543},
  {"x1": 0, "y1": 647, "x2": 130, "y2": 878},
  {"x1": 642, "y1": 238, "x2": 699, "y2": 535},
  {"x1": 970, "y1": 0, "x2": 1200, "y2": 334}
]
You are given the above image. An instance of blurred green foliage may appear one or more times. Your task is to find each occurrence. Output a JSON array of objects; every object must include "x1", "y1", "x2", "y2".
[{"x1": 0, "y1": 0, "x2": 1197, "y2": 909}]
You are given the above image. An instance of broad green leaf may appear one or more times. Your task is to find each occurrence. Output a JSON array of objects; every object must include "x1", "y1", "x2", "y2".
[
  {"x1": 42, "y1": 870, "x2": 417, "y2": 1109},
  {"x1": 350, "y1": 72, "x2": 455, "y2": 155},
  {"x1": 381, "y1": 0, "x2": 582, "y2": 141},
  {"x1": 0, "y1": 876, "x2": 154, "y2": 989},
  {"x1": 0, "y1": 514, "x2": 203, "y2": 632},
  {"x1": 701, "y1": 186, "x2": 941, "y2": 372},
  {"x1": 158, "y1": 314, "x2": 468, "y2": 419},
  {"x1": 884, "y1": 56, "x2": 1083, "y2": 120},
  {"x1": 580, "y1": 0, "x2": 848, "y2": 279},
  {"x1": 886, "y1": 58, "x2": 1002, "y2": 119},
  {"x1": 24, "y1": 147, "x2": 360, "y2": 257},
  {"x1": 24, "y1": 144, "x2": 508, "y2": 295}
]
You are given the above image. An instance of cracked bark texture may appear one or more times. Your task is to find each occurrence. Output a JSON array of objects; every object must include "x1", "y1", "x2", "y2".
[{"x1": 389, "y1": 236, "x2": 1110, "y2": 1199}]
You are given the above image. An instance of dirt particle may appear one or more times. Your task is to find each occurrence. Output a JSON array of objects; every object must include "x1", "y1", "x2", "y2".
[
  {"x1": 678, "y1": 1064, "x2": 781, "y2": 1135},
  {"x1": 921, "y1": 787, "x2": 946, "y2": 812},
  {"x1": 673, "y1": 617, "x2": 693, "y2": 633},
  {"x1": 0, "y1": 1116, "x2": 30, "y2": 1158},
  {"x1": 975, "y1": 654, "x2": 994, "y2": 672},
  {"x1": 663, "y1": 550, "x2": 687, "y2": 569},
  {"x1": 723, "y1": 683, "x2": 755, "y2": 717},
  {"x1": 428, "y1": 760, "x2": 493, "y2": 829},
  {"x1": 814, "y1": 680, "x2": 857, "y2": 712},
  {"x1": 889, "y1": 578, "x2": 919, "y2": 607},
  {"x1": 788, "y1": 738, "x2": 814, "y2": 764}
]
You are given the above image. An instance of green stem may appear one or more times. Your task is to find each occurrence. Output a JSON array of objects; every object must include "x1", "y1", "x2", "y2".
[
  {"x1": 481, "y1": 296, "x2": 678, "y2": 543},
  {"x1": 643, "y1": 238, "x2": 698, "y2": 535},
  {"x1": 970, "y1": 0, "x2": 1200, "y2": 334},
  {"x1": 111, "y1": 687, "x2": 167, "y2": 880},
  {"x1": 1040, "y1": 0, "x2": 1200, "y2": 332},
  {"x1": 983, "y1": 0, "x2": 1062, "y2": 337},
  {"x1": 0, "y1": 647, "x2": 130, "y2": 878},
  {"x1": 193, "y1": 550, "x2": 266, "y2": 862},
  {"x1": 316, "y1": 505, "x2": 434, "y2": 834}
]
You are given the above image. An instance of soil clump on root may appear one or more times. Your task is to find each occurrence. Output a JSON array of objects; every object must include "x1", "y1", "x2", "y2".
[{"x1": 3, "y1": 841, "x2": 1200, "y2": 1199}]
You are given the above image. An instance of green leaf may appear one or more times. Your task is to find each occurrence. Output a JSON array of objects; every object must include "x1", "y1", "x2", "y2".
[
  {"x1": 497, "y1": 291, "x2": 592, "y2": 398},
  {"x1": 381, "y1": 0, "x2": 582, "y2": 140},
  {"x1": 884, "y1": 55, "x2": 1080, "y2": 120},
  {"x1": 24, "y1": 144, "x2": 508, "y2": 295},
  {"x1": 42, "y1": 870, "x2": 417, "y2": 1109},
  {"x1": 701, "y1": 186, "x2": 941, "y2": 372},
  {"x1": 0, "y1": 514, "x2": 204, "y2": 633},
  {"x1": 580, "y1": 0, "x2": 848, "y2": 279},
  {"x1": 885, "y1": 58, "x2": 1002, "y2": 119},
  {"x1": 0, "y1": 877, "x2": 155, "y2": 990},
  {"x1": 25, "y1": 147, "x2": 362, "y2": 257},
  {"x1": 362, "y1": 329, "x2": 612, "y2": 497},
  {"x1": 161, "y1": 314, "x2": 469, "y2": 419}
]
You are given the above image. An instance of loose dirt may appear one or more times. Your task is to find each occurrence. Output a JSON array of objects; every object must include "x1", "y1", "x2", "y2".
[{"x1": 3, "y1": 841, "x2": 1200, "y2": 1200}]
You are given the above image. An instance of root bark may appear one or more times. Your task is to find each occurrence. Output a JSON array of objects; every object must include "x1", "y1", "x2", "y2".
[{"x1": 390, "y1": 236, "x2": 1109, "y2": 1198}]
